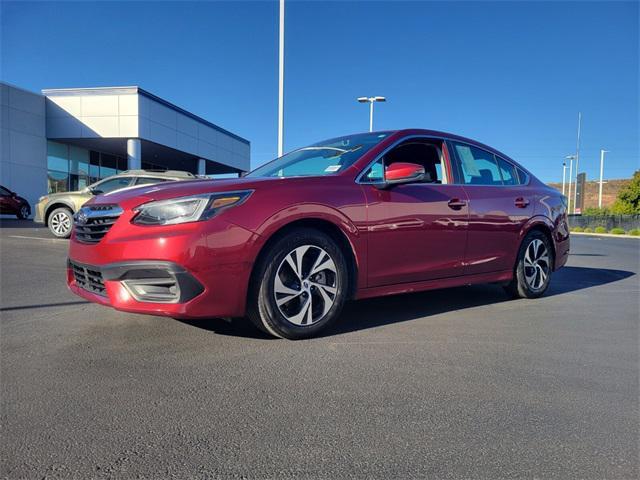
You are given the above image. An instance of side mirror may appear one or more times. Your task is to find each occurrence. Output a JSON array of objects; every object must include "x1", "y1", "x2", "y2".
[{"x1": 378, "y1": 162, "x2": 425, "y2": 189}]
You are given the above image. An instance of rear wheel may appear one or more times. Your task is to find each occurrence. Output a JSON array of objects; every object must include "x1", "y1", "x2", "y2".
[
  {"x1": 247, "y1": 228, "x2": 349, "y2": 339},
  {"x1": 48, "y1": 208, "x2": 73, "y2": 238},
  {"x1": 17, "y1": 205, "x2": 29, "y2": 219},
  {"x1": 504, "y1": 230, "x2": 553, "y2": 299}
]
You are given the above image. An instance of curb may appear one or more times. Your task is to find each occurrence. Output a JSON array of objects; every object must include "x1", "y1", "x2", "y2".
[{"x1": 571, "y1": 232, "x2": 640, "y2": 239}]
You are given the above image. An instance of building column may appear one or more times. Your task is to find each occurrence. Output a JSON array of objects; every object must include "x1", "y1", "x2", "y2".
[
  {"x1": 127, "y1": 138, "x2": 141, "y2": 170},
  {"x1": 198, "y1": 158, "x2": 207, "y2": 176}
]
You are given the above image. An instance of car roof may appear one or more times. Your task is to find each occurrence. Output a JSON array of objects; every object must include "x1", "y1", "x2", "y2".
[{"x1": 114, "y1": 169, "x2": 197, "y2": 179}]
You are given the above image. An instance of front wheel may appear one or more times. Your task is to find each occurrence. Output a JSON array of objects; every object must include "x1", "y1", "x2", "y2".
[
  {"x1": 48, "y1": 207, "x2": 73, "y2": 238},
  {"x1": 504, "y1": 230, "x2": 553, "y2": 299},
  {"x1": 247, "y1": 228, "x2": 349, "y2": 339}
]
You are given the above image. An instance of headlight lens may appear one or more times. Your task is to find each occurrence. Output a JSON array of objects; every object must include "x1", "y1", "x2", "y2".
[
  {"x1": 132, "y1": 190, "x2": 252, "y2": 226},
  {"x1": 39, "y1": 195, "x2": 49, "y2": 202}
]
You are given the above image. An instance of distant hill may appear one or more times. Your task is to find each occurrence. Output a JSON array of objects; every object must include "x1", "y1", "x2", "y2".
[{"x1": 547, "y1": 178, "x2": 631, "y2": 209}]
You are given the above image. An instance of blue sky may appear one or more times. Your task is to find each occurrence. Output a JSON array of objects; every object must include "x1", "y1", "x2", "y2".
[{"x1": 2, "y1": 1, "x2": 638, "y2": 182}]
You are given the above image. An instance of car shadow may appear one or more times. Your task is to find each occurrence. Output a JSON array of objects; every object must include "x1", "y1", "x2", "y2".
[{"x1": 180, "y1": 266, "x2": 635, "y2": 339}]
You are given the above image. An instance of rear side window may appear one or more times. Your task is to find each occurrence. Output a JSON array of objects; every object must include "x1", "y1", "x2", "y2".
[
  {"x1": 135, "y1": 177, "x2": 169, "y2": 186},
  {"x1": 451, "y1": 142, "x2": 502, "y2": 185},
  {"x1": 495, "y1": 156, "x2": 518, "y2": 185},
  {"x1": 516, "y1": 167, "x2": 529, "y2": 185}
]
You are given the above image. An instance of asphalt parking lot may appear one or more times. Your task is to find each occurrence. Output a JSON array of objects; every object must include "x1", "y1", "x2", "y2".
[{"x1": 1, "y1": 220, "x2": 638, "y2": 479}]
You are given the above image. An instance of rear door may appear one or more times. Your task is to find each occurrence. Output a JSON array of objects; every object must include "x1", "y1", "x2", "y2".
[{"x1": 449, "y1": 141, "x2": 533, "y2": 275}]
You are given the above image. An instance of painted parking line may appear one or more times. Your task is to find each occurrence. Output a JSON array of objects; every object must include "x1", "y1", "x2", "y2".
[{"x1": 7, "y1": 235, "x2": 67, "y2": 242}]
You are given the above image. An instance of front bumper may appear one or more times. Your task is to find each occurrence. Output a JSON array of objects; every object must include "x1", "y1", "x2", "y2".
[
  {"x1": 67, "y1": 215, "x2": 260, "y2": 318},
  {"x1": 34, "y1": 201, "x2": 45, "y2": 224}
]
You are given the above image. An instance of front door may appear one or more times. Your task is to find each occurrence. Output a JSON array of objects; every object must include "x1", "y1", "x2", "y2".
[{"x1": 361, "y1": 138, "x2": 469, "y2": 287}]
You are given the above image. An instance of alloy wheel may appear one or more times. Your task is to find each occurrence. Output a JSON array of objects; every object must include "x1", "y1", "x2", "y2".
[
  {"x1": 20, "y1": 206, "x2": 29, "y2": 218},
  {"x1": 523, "y1": 238, "x2": 550, "y2": 290},
  {"x1": 273, "y1": 245, "x2": 338, "y2": 326},
  {"x1": 51, "y1": 212, "x2": 71, "y2": 236}
]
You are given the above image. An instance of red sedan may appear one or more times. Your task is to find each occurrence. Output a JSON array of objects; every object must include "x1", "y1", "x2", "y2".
[{"x1": 67, "y1": 129, "x2": 570, "y2": 339}]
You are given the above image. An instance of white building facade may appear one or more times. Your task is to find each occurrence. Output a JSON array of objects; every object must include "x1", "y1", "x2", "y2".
[{"x1": 1, "y1": 82, "x2": 250, "y2": 209}]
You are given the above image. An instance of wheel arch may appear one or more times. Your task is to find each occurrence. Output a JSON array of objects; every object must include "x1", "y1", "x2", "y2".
[
  {"x1": 249, "y1": 217, "x2": 360, "y2": 301},
  {"x1": 520, "y1": 216, "x2": 557, "y2": 270},
  {"x1": 44, "y1": 202, "x2": 75, "y2": 226}
]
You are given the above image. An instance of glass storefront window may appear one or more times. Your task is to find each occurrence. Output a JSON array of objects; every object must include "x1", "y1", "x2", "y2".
[
  {"x1": 47, "y1": 170, "x2": 68, "y2": 193},
  {"x1": 69, "y1": 146, "x2": 89, "y2": 175},
  {"x1": 47, "y1": 141, "x2": 69, "y2": 173}
]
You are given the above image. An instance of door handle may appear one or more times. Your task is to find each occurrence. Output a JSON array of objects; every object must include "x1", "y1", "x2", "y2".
[
  {"x1": 447, "y1": 198, "x2": 467, "y2": 210},
  {"x1": 514, "y1": 197, "x2": 530, "y2": 208}
]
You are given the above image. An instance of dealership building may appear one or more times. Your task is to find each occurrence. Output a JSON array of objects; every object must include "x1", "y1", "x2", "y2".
[{"x1": 0, "y1": 82, "x2": 251, "y2": 209}]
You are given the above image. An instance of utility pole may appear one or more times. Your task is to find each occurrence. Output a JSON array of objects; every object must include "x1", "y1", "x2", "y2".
[
  {"x1": 599, "y1": 149, "x2": 609, "y2": 209},
  {"x1": 572, "y1": 112, "x2": 582, "y2": 214},
  {"x1": 277, "y1": 0, "x2": 285, "y2": 157}
]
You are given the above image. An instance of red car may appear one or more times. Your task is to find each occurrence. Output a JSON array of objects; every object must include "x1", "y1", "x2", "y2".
[
  {"x1": 0, "y1": 185, "x2": 30, "y2": 219},
  {"x1": 67, "y1": 129, "x2": 570, "y2": 339}
]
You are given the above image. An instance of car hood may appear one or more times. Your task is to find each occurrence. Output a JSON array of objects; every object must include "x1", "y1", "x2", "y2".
[
  {"x1": 44, "y1": 190, "x2": 90, "y2": 202},
  {"x1": 87, "y1": 176, "x2": 295, "y2": 209}
]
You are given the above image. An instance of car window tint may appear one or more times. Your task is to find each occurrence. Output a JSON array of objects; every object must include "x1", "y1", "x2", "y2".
[
  {"x1": 94, "y1": 177, "x2": 131, "y2": 193},
  {"x1": 495, "y1": 156, "x2": 518, "y2": 186},
  {"x1": 516, "y1": 167, "x2": 529, "y2": 185},
  {"x1": 0, "y1": 186, "x2": 11, "y2": 196},
  {"x1": 452, "y1": 143, "x2": 503, "y2": 185},
  {"x1": 135, "y1": 177, "x2": 168, "y2": 186}
]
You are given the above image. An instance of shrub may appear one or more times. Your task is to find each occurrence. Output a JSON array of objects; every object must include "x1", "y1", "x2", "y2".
[
  {"x1": 628, "y1": 229, "x2": 640, "y2": 236},
  {"x1": 610, "y1": 228, "x2": 626, "y2": 235},
  {"x1": 610, "y1": 171, "x2": 640, "y2": 214},
  {"x1": 571, "y1": 226, "x2": 584, "y2": 232},
  {"x1": 583, "y1": 227, "x2": 594, "y2": 233},
  {"x1": 582, "y1": 207, "x2": 610, "y2": 216},
  {"x1": 594, "y1": 226, "x2": 607, "y2": 234}
]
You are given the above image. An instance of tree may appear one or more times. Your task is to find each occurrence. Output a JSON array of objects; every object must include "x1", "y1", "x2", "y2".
[{"x1": 611, "y1": 170, "x2": 640, "y2": 214}]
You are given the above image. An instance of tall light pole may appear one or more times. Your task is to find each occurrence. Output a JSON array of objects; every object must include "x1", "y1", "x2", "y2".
[
  {"x1": 357, "y1": 96, "x2": 386, "y2": 132},
  {"x1": 562, "y1": 161, "x2": 567, "y2": 195},
  {"x1": 599, "y1": 149, "x2": 609, "y2": 209},
  {"x1": 277, "y1": 0, "x2": 285, "y2": 157},
  {"x1": 565, "y1": 155, "x2": 576, "y2": 213},
  {"x1": 572, "y1": 112, "x2": 582, "y2": 214}
]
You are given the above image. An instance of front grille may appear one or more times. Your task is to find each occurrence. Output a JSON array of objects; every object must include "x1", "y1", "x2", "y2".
[
  {"x1": 70, "y1": 261, "x2": 106, "y2": 296},
  {"x1": 74, "y1": 205, "x2": 123, "y2": 244}
]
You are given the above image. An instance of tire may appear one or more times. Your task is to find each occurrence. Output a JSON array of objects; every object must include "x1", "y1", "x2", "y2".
[
  {"x1": 504, "y1": 230, "x2": 554, "y2": 299},
  {"x1": 16, "y1": 205, "x2": 29, "y2": 219},
  {"x1": 247, "y1": 228, "x2": 349, "y2": 340},
  {"x1": 48, "y1": 207, "x2": 73, "y2": 238}
]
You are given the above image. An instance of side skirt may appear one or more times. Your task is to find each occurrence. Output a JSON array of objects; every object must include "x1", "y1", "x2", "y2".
[{"x1": 355, "y1": 270, "x2": 514, "y2": 300}]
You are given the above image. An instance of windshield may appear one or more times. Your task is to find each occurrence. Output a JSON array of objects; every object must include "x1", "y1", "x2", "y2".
[{"x1": 246, "y1": 132, "x2": 390, "y2": 178}]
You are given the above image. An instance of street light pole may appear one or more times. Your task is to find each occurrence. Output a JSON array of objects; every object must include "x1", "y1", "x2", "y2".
[
  {"x1": 277, "y1": 0, "x2": 285, "y2": 157},
  {"x1": 572, "y1": 112, "x2": 582, "y2": 214},
  {"x1": 357, "y1": 96, "x2": 386, "y2": 132},
  {"x1": 562, "y1": 161, "x2": 567, "y2": 195},
  {"x1": 599, "y1": 149, "x2": 609, "y2": 209},
  {"x1": 566, "y1": 155, "x2": 575, "y2": 213}
]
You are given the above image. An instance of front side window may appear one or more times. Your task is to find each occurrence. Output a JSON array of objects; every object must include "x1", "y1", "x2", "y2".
[
  {"x1": 360, "y1": 138, "x2": 446, "y2": 184},
  {"x1": 246, "y1": 132, "x2": 390, "y2": 178},
  {"x1": 92, "y1": 177, "x2": 132, "y2": 194},
  {"x1": 0, "y1": 186, "x2": 11, "y2": 196},
  {"x1": 452, "y1": 142, "x2": 502, "y2": 186}
]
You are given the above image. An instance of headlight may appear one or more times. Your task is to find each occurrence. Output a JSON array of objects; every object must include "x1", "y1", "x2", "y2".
[
  {"x1": 39, "y1": 195, "x2": 49, "y2": 202},
  {"x1": 132, "y1": 190, "x2": 252, "y2": 226}
]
